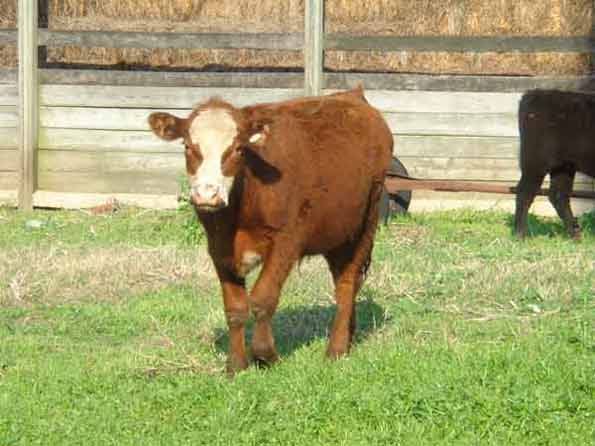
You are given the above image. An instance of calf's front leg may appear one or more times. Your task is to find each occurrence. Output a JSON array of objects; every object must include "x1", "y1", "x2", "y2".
[
  {"x1": 216, "y1": 265, "x2": 250, "y2": 374},
  {"x1": 248, "y1": 243, "x2": 297, "y2": 366}
]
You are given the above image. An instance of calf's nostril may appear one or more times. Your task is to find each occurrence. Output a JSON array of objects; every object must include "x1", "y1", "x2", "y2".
[{"x1": 197, "y1": 183, "x2": 219, "y2": 199}]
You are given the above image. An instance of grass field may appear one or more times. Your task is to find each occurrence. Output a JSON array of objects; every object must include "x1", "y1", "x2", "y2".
[{"x1": 0, "y1": 205, "x2": 594, "y2": 445}]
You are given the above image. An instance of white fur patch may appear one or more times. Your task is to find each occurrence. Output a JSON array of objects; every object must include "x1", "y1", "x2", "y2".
[
  {"x1": 249, "y1": 133, "x2": 262, "y2": 143},
  {"x1": 238, "y1": 250, "x2": 262, "y2": 277},
  {"x1": 188, "y1": 108, "x2": 238, "y2": 203}
]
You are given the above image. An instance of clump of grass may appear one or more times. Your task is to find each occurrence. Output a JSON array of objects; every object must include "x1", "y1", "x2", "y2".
[
  {"x1": 176, "y1": 173, "x2": 204, "y2": 246},
  {"x1": 579, "y1": 210, "x2": 595, "y2": 233}
]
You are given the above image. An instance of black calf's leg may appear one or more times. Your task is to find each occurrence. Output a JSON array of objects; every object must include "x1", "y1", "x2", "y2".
[
  {"x1": 548, "y1": 166, "x2": 580, "y2": 239},
  {"x1": 514, "y1": 172, "x2": 546, "y2": 238}
]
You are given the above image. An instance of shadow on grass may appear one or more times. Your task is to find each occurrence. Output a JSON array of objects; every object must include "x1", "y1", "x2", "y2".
[
  {"x1": 214, "y1": 298, "x2": 388, "y2": 358},
  {"x1": 505, "y1": 211, "x2": 595, "y2": 238}
]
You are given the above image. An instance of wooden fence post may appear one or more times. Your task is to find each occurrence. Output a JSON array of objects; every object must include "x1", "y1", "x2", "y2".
[
  {"x1": 18, "y1": 0, "x2": 39, "y2": 210},
  {"x1": 304, "y1": 0, "x2": 324, "y2": 96}
]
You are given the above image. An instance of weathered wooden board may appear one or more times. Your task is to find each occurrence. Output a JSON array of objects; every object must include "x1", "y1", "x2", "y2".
[
  {"x1": 324, "y1": 90, "x2": 522, "y2": 114},
  {"x1": 400, "y1": 156, "x2": 594, "y2": 187},
  {"x1": 37, "y1": 149, "x2": 183, "y2": 194},
  {"x1": 386, "y1": 177, "x2": 595, "y2": 198},
  {"x1": 38, "y1": 150, "x2": 184, "y2": 173},
  {"x1": 0, "y1": 149, "x2": 18, "y2": 171},
  {"x1": 0, "y1": 29, "x2": 17, "y2": 45},
  {"x1": 42, "y1": 85, "x2": 522, "y2": 113},
  {"x1": 40, "y1": 130, "x2": 521, "y2": 160},
  {"x1": 0, "y1": 128, "x2": 18, "y2": 149},
  {"x1": 40, "y1": 107, "x2": 188, "y2": 130},
  {"x1": 326, "y1": 73, "x2": 595, "y2": 93},
  {"x1": 325, "y1": 35, "x2": 595, "y2": 53},
  {"x1": 39, "y1": 130, "x2": 518, "y2": 158},
  {"x1": 40, "y1": 70, "x2": 304, "y2": 89},
  {"x1": 38, "y1": 171, "x2": 179, "y2": 195},
  {"x1": 37, "y1": 70, "x2": 595, "y2": 92},
  {"x1": 0, "y1": 106, "x2": 17, "y2": 127},
  {"x1": 18, "y1": 0, "x2": 39, "y2": 210},
  {"x1": 407, "y1": 190, "x2": 595, "y2": 217},
  {"x1": 0, "y1": 172, "x2": 18, "y2": 190},
  {"x1": 305, "y1": 0, "x2": 324, "y2": 96},
  {"x1": 40, "y1": 85, "x2": 303, "y2": 109},
  {"x1": 27, "y1": 189, "x2": 595, "y2": 216},
  {"x1": 39, "y1": 106, "x2": 519, "y2": 137},
  {"x1": 0, "y1": 69, "x2": 17, "y2": 84},
  {"x1": 33, "y1": 190, "x2": 178, "y2": 210},
  {"x1": 39, "y1": 129, "x2": 179, "y2": 153},
  {"x1": 0, "y1": 84, "x2": 18, "y2": 106},
  {"x1": 30, "y1": 29, "x2": 595, "y2": 53},
  {"x1": 385, "y1": 112, "x2": 518, "y2": 137},
  {"x1": 39, "y1": 30, "x2": 303, "y2": 51},
  {"x1": 394, "y1": 135, "x2": 518, "y2": 159}
]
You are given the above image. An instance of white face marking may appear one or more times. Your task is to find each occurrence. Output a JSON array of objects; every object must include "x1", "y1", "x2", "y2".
[
  {"x1": 188, "y1": 108, "x2": 238, "y2": 204},
  {"x1": 238, "y1": 250, "x2": 262, "y2": 277}
]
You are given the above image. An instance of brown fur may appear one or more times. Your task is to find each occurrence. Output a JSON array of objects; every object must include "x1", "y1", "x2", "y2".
[
  {"x1": 148, "y1": 88, "x2": 392, "y2": 373},
  {"x1": 515, "y1": 89, "x2": 595, "y2": 238}
]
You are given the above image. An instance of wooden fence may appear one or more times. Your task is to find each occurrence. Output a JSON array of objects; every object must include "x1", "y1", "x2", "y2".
[{"x1": 1, "y1": 0, "x2": 595, "y2": 215}]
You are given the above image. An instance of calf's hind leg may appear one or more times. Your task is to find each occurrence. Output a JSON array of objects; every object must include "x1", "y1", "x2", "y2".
[
  {"x1": 324, "y1": 245, "x2": 366, "y2": 358},
  {"x1": 548, "y1": 166, "x2": 580, "y2": 239},
  {"x1": 325, "y1": 182, "x2": 383, "y2": 359}
]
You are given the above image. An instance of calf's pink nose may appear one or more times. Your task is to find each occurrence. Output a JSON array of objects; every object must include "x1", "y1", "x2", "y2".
[{"x1": 196, "y1": 183, "x2": 219, "y2": 200}]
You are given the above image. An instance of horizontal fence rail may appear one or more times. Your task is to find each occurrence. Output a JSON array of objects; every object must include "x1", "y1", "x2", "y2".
[
  {"x1": 0, "y1": 29, "x2": 17, "y2": 44},
  {"x1": 38, "y1": 70, "x2": 305, "y2": 88},
  {"x1": 325, "y1": 35, "x2": 595, "y2": 53},
  {"x1": 38, "y1": 30, "x2": 304, "y2": 51},
  {"x1": 327, "y1": 73, "x2": 595, "y2": 93},
  {"x1": 4, "y1": 29, "x2": 595, "y2": 53},
  {"x1": 4, "y1": 68, "x2": 595, "y2": 92}
]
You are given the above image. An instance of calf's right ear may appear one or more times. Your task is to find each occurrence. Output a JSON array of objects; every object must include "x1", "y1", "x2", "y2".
[{"x1": 148, "y1": 112, "x2": 185, "y2": 141}]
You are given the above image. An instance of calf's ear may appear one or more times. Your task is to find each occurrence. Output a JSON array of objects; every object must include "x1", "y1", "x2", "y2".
[
  {"x1": 148, "y1": 112, "x2": 186, "y2": 141},
  {"x1": 239, "y1": 105, "x2": 273, "y2": 150},
  {"x1": 245, "y1": 122, "x2": 271, "y2": 149}
]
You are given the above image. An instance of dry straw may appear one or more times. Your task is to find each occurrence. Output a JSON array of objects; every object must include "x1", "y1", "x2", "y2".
[{"x1": 0, "y1": 0, "x2": 593, "y2": 75}]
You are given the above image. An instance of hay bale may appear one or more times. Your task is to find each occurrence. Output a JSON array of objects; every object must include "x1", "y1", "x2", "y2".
[
  {"x1": 0, "y1": 0, "x2": 16, "y2": 28},
  {"x1": 325, "y1": 0, "x2": 591, "y2": 36},
  {"x1": 0, "y1": 0, "x2": 592, "y2": 75}
]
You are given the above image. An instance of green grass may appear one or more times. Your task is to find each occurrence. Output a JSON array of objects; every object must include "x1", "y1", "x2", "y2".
[{"x1": 1, "y1": 205, "x2": 594, "y2": 445}]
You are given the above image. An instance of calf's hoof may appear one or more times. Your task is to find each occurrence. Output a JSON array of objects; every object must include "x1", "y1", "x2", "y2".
[
  {"x1": 251, "y1": 344, "x2": 279, "y2": 367},
  {"x1": 325, "y1": 343, "x2": 350, "y2": 360},
  {"x1": 226, "y1": 355, "x2": 249, "y2": 375},
  {"x1": 569, "y1": 222, "x2": 581, "y2": 240}
]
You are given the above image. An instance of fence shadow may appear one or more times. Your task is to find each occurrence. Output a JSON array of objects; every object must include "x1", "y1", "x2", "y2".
[{"x1": 214, "y1": 298, "x2": 388, "y2": 359}]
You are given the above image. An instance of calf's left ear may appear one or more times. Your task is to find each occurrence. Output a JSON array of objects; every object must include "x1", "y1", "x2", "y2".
[
  {"x1": 245, "y1": 123, "x2": 271, "y2": 149},
  {"x1": 148, "y1": 112, "x2": 186, "y2": 141},
  {"x1": 240, "y1": 106, "x2": 273, "y2": 151}
]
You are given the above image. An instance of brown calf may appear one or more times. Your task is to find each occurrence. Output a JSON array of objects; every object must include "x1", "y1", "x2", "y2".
[{"x1": 149, "y1": 87, "x2": 392, "y2": 373}]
